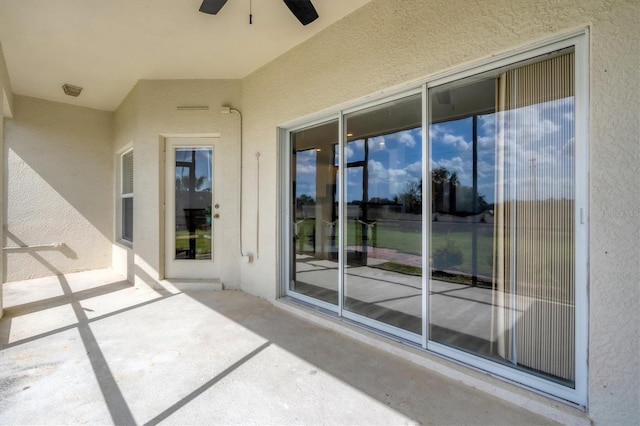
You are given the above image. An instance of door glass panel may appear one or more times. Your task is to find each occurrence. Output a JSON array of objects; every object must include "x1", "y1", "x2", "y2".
[
  {"x1": 290, "y1": 120, "x2": 339, "y2": 305},
  {"x1": 174, "y1": 147, "x2": 213, "y2": 260},
  {"x1": 428, "y1": 49, "x2": 576, "y2": 386},
  {"x1": 343, "y1": 93, "x2": 423, "y2": 334}
]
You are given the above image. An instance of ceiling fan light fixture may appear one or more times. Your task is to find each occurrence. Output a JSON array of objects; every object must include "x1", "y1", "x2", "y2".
[
  {"x1": 199, "y1": 0, "x2": 318, "y2": 25},
  {"x1": 283, "y1": 0, "x2": 319, "y2": 25},
  {"x1": 199, "y1": 0, "x2": 228, "y2": 15},
  {"x1": 62, "y1": 84, "x2": 83, "y2": 97}
]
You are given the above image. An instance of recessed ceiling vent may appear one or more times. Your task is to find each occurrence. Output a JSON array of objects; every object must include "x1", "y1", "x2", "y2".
[{"x1": 62, "y1": 84, "x2": 83, "y2": 97}]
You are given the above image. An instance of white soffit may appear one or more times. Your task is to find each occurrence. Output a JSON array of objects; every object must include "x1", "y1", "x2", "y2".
[{"x1": 0, "y1": 0, "x2": 371, "y2": 111}]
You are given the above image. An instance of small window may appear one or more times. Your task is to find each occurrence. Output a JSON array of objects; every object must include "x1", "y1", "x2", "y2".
[{"x1": 121, "y1": 149, "x2": 133, "y2": 243}]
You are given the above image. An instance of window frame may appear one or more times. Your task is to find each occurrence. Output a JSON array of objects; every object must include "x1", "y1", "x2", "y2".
[
  {"x1": 278, "y1": 29, "x2": 589, "y2": 406},
  {"x1": 119, "y1": 147, "x2": 134, "y2": 245}
]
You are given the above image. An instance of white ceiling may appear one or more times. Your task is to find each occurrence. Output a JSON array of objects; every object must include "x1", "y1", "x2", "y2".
[{"x1": 0, "y1": 0, "x2": 371, "y2": 111}]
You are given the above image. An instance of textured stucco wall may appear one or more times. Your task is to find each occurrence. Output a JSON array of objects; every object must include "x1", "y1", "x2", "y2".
[
  {"x1": 113, "y1": 79, "x2": 243, "y2": 288},
  {"x1": 241, "y1": 0, "x2": 640, "y2": 423},
  {"x1": 113, "y1": 82, "x2": 140, "y2": 154},
  {"x1": 0, "y1": 40, "x2": 13, "y2": 115},
  {"x1": 3, "y1": 96, "x2": 113, "y2": 281},
  {"x1": 0, "y1": 96, "x2": 3, "y2": 318},
  {"x1": 111, "y1": 83, "x2": 140, "y2": 282},
  {"x1": 0, "y1": 41, "x2": 9, "y2": 318},
  {"x1": 585, "y1": 4, "x2": 640, "y2": 424}
]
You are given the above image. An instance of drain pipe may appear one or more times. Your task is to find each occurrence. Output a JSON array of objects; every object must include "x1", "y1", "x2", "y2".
[
  {"x1": 221, "y1": 106, "x2": 253, "y2": 263},
  {"x1": 255, "y1": 151, "x2": 260, "y2": 260}
]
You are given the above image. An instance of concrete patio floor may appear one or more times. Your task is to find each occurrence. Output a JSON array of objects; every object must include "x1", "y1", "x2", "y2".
[{"x1": 0, "y1": 269, "x2": 564, "y2": 425}]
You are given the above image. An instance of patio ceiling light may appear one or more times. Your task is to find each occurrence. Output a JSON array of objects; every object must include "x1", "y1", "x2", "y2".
[{"x1": 62, "y1": 84, "x2": 83, "y2": 97}]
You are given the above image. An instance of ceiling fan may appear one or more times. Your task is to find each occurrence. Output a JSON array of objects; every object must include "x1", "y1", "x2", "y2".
[{"x1": 199, "y1": 0, "x2": 319, "y2": 26}]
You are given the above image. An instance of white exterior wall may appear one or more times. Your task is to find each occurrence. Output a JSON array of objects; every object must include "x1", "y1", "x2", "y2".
[
  {"x1": 3, "y1": 96, "x2": 113, "y2": 281},
  {"x1": 113, "y1": 80, "x2": 243, "y2": 289},
  {"x1": 0, "y1": 100, "x2": 3, "y2": 318},
  {"x1": 0, "y1": 41, "x2": 10, "y2": 318},
  {"x1": 240, "y1": 0, "x2": 640, "y2": 423},
  {"x1": 0, "y1": 41, "x2": 12, "y2": 115},
  {"x1": 112, "y1": 84, "x2": 140, "y2": 283}
]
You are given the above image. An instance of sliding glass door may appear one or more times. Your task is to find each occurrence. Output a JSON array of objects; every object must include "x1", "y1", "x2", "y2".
[
  {"x1": 289, "y1": 119, "x2": 340, "y2": 307},
  {"x1": 342, "y1": 94, "x2": 423, "y2": 337},
  {"x1": 284, "y1": 37, "x2": 586, "y2": 404},
  {"x1": 428, "y1": 48, "x2": 577, "y2": 386}
]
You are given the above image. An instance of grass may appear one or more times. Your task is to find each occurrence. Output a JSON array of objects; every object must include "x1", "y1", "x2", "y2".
[
  {"x1": 370, "y1": 262, "x2": 422, "y2": 276},
  {"x1": 431, "y1": 270, "x2": 493, "y2": 286},
  {"x1": 295, "y1": 217, "x2": 572, "y2": 289},
  {"x1": 175, "y1": 229, "x2": 211, "y2": 256},
  {"x1": 296, "y1": 216, "x2": 574, "y2": 300},
  {"x1": 369, "y1": 263, "x2": 497, "y2": 287},
  {"x1": 430, "y1": 231, "x2": 494, "y2": 276},
  {"x1": 295, "y1": 218, "x2": 493, "y2": 273},
  {"x1": 348, "y1": 222, "x2": 495, "y2": 277}
]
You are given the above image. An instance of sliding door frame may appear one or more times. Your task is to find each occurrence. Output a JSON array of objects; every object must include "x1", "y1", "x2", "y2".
[
  {"x1": 423, "y1": 30, "x2": 589, "y2": 406},
  {"x1": 282, "y1": 115, "x2": 341, "y2": 314},
  {"x1": 278, "y1": 28, "x2": 589, "y2": 407},
  {"x1": 339, "y1": 89, "x2": 424, "y2": 344}
]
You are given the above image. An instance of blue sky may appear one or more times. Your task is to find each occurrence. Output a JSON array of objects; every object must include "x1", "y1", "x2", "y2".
[
  {"x1": 295, "y1": 97, "x2": 574, "y2": 204},
  {"x1": 175, "y1": 147, "x2": 212, "y2": 192},
  {"x1": 343, "y1": 129, "x2": 422, "y2": 202}
]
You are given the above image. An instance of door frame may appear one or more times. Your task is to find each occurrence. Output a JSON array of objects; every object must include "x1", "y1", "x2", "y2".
[{"x1": 163, "y1": 134, "x2": 221, "y2": 280}]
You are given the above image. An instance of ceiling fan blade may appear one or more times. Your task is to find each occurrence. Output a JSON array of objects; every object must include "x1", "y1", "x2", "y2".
[
  {"x1": 282, "y1": 0, "x2": 319, "y2": 25},
  {"x1": 199, "y1": 0, "x2": 228, "y2": 15}
]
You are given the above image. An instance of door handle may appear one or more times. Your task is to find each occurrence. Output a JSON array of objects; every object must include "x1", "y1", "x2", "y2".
[{"x1": 213, "y1": 213, "x2": 220, "y2": 219}]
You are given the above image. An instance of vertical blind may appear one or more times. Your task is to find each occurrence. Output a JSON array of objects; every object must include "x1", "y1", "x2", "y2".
[{"x1": 122, "y1": 150, "x2": 134, "y2": 195}]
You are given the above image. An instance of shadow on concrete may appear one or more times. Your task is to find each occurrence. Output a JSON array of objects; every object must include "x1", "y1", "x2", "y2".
[
  {"x1": 0, "y1": 234, "x2": 139, "y2": 425},
  {"x1": 143, "y1": 342, "x2": 272, "y2": 426},
  {"x1": 1, "y1": 267, "x2": 556, "y2": 425},
  {"x1": 176, "y1": 289, "x2": 545, "y2": 426}
]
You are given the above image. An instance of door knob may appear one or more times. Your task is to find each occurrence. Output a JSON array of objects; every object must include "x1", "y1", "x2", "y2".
[{"x1": 213, "y1": 213, "x2": 220, "y2": 219}]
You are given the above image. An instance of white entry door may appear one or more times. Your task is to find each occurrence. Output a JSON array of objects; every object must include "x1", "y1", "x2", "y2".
[{"x1": 165, "y1": 137, "x2": 219, "y2": 279}]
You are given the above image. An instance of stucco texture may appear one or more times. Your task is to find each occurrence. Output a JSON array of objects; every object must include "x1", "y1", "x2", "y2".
[
  {"x1": 4, "y1": 96, "x2": 113, "y2": 281},
  {"x1": 0, "y1": 83, "x2": 3, "y2": 318},
  {"x1": 0, "y1": 40, "x2": 11, "y2": 318},
  {"x1": 0, "y1": 40, "x2": 12, "y2": 115},
  {"x1": 113, "y1": 79, "x2": 243, "y2": 289},
  {"x1": 240, "y1": 0, "x2": 640, "y2": 423}
]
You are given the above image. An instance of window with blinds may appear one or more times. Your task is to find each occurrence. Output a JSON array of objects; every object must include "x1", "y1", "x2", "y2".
[{"x1": 121, "y1": 149, "x2": 134, "y2": 243}]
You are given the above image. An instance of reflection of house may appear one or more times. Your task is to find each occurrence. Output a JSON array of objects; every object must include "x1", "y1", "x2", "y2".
[
  {"x1": 174, "y1": 190, "x2": 211, "y2": 231},
  {"x1": 0, "y1": 1, "x2": 638, "y2": 424}
]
